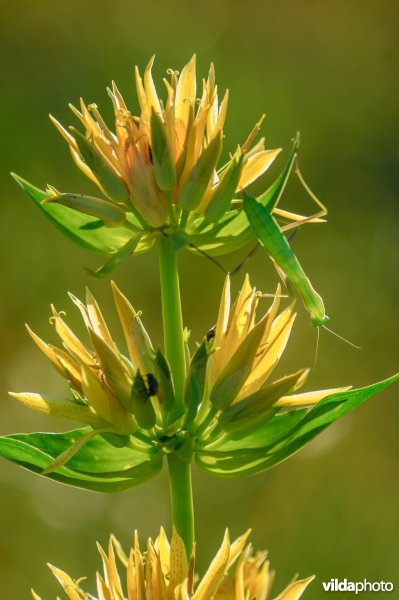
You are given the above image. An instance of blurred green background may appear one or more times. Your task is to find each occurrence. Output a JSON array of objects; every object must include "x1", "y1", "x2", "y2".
[{"x1": 1, "y1": 0, "x2": 398, "y2": 597}]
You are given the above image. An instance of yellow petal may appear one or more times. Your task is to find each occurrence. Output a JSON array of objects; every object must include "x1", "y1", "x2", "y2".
[
  {"x1": 206, "y1": 88, "x2": 218, "y2": 141},
  {"x1": 82, "y1": 365, "x2": 136, "y2": 434},
  {"x1": 276, "y1": 386, "x2": 352, "y2": 407},
  {"x1": 211, "y1": 309, "x2": 272, "y2": 409},
  {"x1": 255, "y1": 284, "x2": 283, "y2": 351},
  {"x1": 51, "y1": 306, "x2": 93, "y2": 365},
  {"x1": 234, "y1": 548, "x2": 246, "y2": 600},
  {"x1": 168, "y1": 528, "x2": 188, "y2": 599},
  {"x1": 241, "y1": 115, "x2": 266, "y2": 153},
  {"x1": 214, "y1": 89, "x2": 229, "y2": 135},
  {"x1": 249, "y1": 558, "x2": 274, "y2": 600},
  {"x1": 49, "y1": 114, "x2": 78, "y2": 152},
  {"x1": 135, "y1": 66, "x2": 148, "y2": 113},
  {"x1": 96, "y1": 539, "x2": 124, "y2": 599},
  {"x1": 26, "y1": 325, "x2": 65, "y2": 376},
  {"x1": 110, "y1": 534, "x2": 128, "y2": 569},
  {"x1": 51, "y1": 346, "x2": 83, "y2": 390},
  {"x1": 155, "y1": 527, "x2": 171, "y2": 580},
  {"x1": 273, "y1": 575, "x2": 315, "y2": 600},
  {"x1": 86, "y1": 288, "x2": 117, "y2": 351},
  {"x1": 209, "y1": 274, "x2": 231, "y2": 386},
  {"x1": 228, "y1": 529, "x2": 252, "y2": 568},
  {"x1": 174, "y1": 580, "x2": 191, "y2": 600},
  {"x1": 177, "y1": 112, "x2": 208, "y2": 192},
  {"x1": 175, "y1": 55, "x2": 196, "y2": 135},
  {"x1": 111, "y1": 281, "x2": 154, "y2": 374},
  {"x1": 223, "y1": 274, "x2": 257, "y2": 360},
  {"x1": 144, "y1": 55, "x2": 162, "y2": 115},
  {"x1": 241, "y1": 306, "x2": 296, "y2": 397},
  {"x1": 238, "y1": 148, "x2": 281, "y2": 190},
  {"x1": 9, "y1": 392, "x2": 103, "y2": 427},
  {"x1": 47, "y1": 565, "x2": 85, "y2": 600},
  {"x1": 96, "y1": 572, "x2": 112, "y2": 600},
  {"x1": 193, "y1": 529, "x2": 230, "y2": 600},
  {"x1": 88, "y1": 104, "x2": 116, "y2": 146},
  {"x1": 30, "y1": 591, "x2": 42, "y2": 600},
  {"x1": 68, "y1": 292, "x2": 91, "y2": 329},
  {"x1": 126, "y1": 549, "x2": 137, "y2": 600},
  {"x1": 111, "y1": 81, "x2": 128, "y2": 112},
  {"x1": 70, "y1": 147, "x2": 104, "y2": 190},
  {"x1": 214, "y1": 275, "x2": 231, "y2": 348},
  {"x1": 128, "y1": 148, "x2": 167, "y2": 226},
  {"x1": 133, "y1": 531, "x2": 146, "y2": 598},
  {"x1": 88, "y1": 328, "x2": 133, "y2": 403},
  {"x1": 233, "y1": 369, "x2": 307, "y2": 411}
]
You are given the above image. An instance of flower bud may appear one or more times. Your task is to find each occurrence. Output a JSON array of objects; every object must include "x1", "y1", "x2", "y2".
[
  {"x1": 42, "y1": 192, "x2": 126, "y2": 227},
  {"x1": 70, "y1": 127, "x2": 130, "y2": 204},
  {"x1": 179, "y1": 132, "x2": 222, "y2": 211},
  {"x1": 150, "y1": 110, "x2": 177, "y2": 191},
  {"x1": 204, "y1": 151, "x2": 243, "y2": 223},
  {"x1": 130, "y1": 371, "x2": 157, "y2": 429}
]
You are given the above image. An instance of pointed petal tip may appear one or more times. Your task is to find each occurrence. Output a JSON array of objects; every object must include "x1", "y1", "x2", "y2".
[
  {"x1": 146, "y1": 54, "x2": 156, "y2": 70},
  {"x1": 40, "y1": 197, "x2": 53, "y2": 205}
]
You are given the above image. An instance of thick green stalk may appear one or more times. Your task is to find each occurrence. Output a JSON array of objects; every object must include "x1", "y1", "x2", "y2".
[
  {"x1": 158, "y1": 235, "x2": 194, "y2": 555},
  {"x1": 158, "y1": 235, "x2": 186, "y2": 404},
  {"x1": 167, "y1": 453, "x2": 194, "y2": 557}
]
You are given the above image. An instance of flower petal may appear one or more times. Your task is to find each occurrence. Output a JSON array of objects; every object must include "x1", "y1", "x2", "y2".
[
  {"x1": 9, "y1": 392, "x2": 103, "y2": 428},
  {"x1": 272, "y1": 575, "x2": 315, "y2": 600},
  {"x1": 276, "y1": 386, "x2": 352, "y2": 407},
  {"x1": 238, "y1": 148, "x2": 281, "y2": 190},
  {"x1": 193, "y1": 529, "x2": 230, "y2": 600}
]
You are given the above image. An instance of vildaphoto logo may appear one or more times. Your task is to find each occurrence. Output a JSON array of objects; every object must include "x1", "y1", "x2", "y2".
[{"x1": 322, "y1": 579, "x2": 394, "y2": 594}]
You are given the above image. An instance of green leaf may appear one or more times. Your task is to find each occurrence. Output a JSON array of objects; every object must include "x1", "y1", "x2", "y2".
[
  {"x1": 204, "y1": 409, "x2": 306, "y2": 452},
  {"x1": 0, "y1": 427, "x2": 163, "y2": 492},
  {"x1": 196, "y1": 374, "x2": 399, "y2": 477},
  {"x1": 187, "y1": 210, "x2": 254, "y2": 256},
  {"x1": 85, "y1": 236, "x2": 141, "y2": 278},
  {"x1": 11, "y1": 174, "x2": 153, "y2": 256}
]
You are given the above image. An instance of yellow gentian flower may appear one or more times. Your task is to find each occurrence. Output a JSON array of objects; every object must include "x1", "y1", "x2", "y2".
[
  {"x1": 32, "y1": 529, "x2": 314, "y2": 600},
  {"x1": 48, "y1": 55, "x2": 280, "y2": 228},
  {"x1": 207, "y1": 274, "x2": 349, "y2": 415},
  {"x1": 9, "y1": 283, "x2": 160, "y2": 473}
]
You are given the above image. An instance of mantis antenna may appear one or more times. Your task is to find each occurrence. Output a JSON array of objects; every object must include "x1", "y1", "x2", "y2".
[{"x1": 322, "y1": 325, "x2": 361, "y2": 349}]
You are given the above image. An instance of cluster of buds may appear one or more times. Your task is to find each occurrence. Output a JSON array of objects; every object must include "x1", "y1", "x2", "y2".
[
  {"x1": 31, "y1": 528, "x2": 313, "y2": 600},
  {"x1": 47, "y1": 55, "x2": 280, "y2": 232},
  {"x1": 10, "y1": 276, "x2": 346, "y2": 480}
]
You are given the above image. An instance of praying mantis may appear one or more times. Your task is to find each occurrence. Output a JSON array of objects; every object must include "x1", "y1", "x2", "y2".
[{"x1": 243, "y1": 133, "x2": 330, "y2": 327}]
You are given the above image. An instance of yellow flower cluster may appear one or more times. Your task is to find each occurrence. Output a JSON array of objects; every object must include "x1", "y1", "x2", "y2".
[
  {"x1": 48, "y1": 56, "x2": 280, "y2": 228},
  {"x1": 32, "y1": 529, "x2": 313, "y2": 600}
]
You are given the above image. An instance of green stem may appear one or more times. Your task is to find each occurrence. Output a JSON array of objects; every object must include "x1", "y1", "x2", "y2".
[
  {"x1": 167, "y1": 453, "x2": 194, "y2": 557},
  {"x1": 158, "y1": 235, "x2": 194, "y2": 554},
  {"x1": 158, "y1": 235, "x2": 186, "y2": 404}
]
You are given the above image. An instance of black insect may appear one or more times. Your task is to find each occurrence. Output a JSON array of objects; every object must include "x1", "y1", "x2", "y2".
[
  {"x1": 206, "y1": 324, "x2": 216, "y2": 342},
  {"x1": 146, "y1": 373, "x2": 159, "y2": 396},
  {"x1": 148, "y1": 144, "x2": 153, "y2": 164}
]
